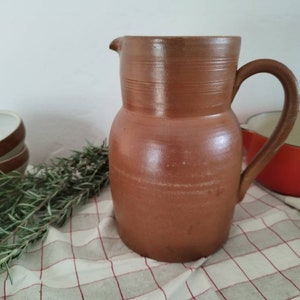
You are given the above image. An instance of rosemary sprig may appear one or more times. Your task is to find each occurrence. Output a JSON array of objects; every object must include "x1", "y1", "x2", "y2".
[{"x1": 0, "y1": 141, "x2": 109, "y2": 274}]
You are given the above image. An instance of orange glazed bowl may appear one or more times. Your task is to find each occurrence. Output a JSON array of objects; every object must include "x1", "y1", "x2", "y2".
[{"x1": 242, "y1": 111, "x2": 300, "y2": 197}]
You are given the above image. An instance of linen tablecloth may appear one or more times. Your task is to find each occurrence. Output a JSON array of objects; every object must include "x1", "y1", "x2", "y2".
[{"x1": 1, "y1": 184, "x2": 300, "y2": 299}]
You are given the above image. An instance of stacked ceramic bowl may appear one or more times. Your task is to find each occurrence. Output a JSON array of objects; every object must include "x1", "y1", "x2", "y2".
[{"x1": 0, "y1": 110, "x2": 29, "y2": 174}]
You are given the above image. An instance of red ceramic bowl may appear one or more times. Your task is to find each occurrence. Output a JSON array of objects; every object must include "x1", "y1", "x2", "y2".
[{"x1": 242, "y1": 111, "x2": 300, "y2": 197}]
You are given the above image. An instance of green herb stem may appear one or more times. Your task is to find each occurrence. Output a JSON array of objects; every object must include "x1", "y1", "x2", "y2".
[{"x1": 0, "y1": 141, "x2": 109, "y2": 275}]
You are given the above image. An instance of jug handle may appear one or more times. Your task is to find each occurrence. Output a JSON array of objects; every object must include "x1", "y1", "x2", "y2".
[{"x1": 232, "y1": 59, "x2": 299, "y2": 202}]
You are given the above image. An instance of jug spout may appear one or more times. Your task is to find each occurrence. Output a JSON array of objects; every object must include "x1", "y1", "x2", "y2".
[{"x1": 109, "y1": 37, "x2": 122, "y2": 52}]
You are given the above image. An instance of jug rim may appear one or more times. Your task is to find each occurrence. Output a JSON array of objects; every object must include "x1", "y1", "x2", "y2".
[
  {"x1": 121, "y1": 35, "x2": 240, "y2": 37},
  {"x1": 110, "y1": 36, "x2": 241, "y2": 52},
  {"x1": 119, "y1": 35, "x2": 241, "y2": 40}
]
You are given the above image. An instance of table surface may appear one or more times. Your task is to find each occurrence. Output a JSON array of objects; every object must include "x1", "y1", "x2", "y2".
[{"x1": 1, "y1": 184, "x2": 300, "y2": 300}]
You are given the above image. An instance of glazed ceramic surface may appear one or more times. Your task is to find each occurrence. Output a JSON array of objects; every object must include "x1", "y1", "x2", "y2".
[
  {"x1": 242, "y1": 111, "x2": 300, "y2": 196},
  {"x1": 0, "y1": 110, "x2": 25, "y2": 159},
  {"x1": 0, "y1": 144, "x2": 29, "y2": 174},
  {"x1": 109, "y1": 36, "x2": 299, "y2": 262}
]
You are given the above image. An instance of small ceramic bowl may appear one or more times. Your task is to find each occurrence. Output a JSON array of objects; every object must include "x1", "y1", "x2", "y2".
[
  {"x1": 242, "y1": 111, "x2": 300, "y2": 197},
  {"x1": 0, "y1": 145, "x2": 29, "y2": 174},
  {"x1": 0, "y1": 110, "x2": 26, "y2": 161}
]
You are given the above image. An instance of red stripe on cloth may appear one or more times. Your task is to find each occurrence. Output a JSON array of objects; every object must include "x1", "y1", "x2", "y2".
[
  {"x1": 237, "y1": 202, "x2": 255, "y2": 218},
  {"x1": 2, "y1": 224, "x2": 19, "y2": 300},
  {"x1": 236, "y1": 224, "x2": 300, "y2": 291},
  {"x1": 182, "y1": 263, "x2": 194, "y2": 271},
  {"x1": 144, "y1": 257, "x2": 167, "y2": 300},
  {"x1": 201, "y1": 267, "x2": 226, "y2": 299},
  {"x1": 2, "y1": 270, "x2": 8, "y2": 300},
  {"x1": 185, "y1": 281, "x2": 196, "y2": 300},
  {"x1": 249, "y1": 189, "x2": 300, "y2": 231},
  {"x1": 248, "y1": 187, "x2": 298, "y2": 217},
  {"x1": 93, "y1": 196, "x2": 124, "y2": 299},
  {"x1": 39, "y1": 240, "x2": 44, "y2": 300},
  {"x1": 222, "y1": 246, "x2": 266, "y2": 298},
  {"x1": 247, "y1": 187, "x2": 282, "y2": 210},
  {"x1": 261, "y1": 218, "x2": 300, "y2": 259},
  {"x1": 69, "y1": 215, "x2": 85, "y2": 299}
]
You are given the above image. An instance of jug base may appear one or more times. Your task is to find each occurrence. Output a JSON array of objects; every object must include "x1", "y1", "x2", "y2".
[{"x1": 116, "y1": 222, "x2": 228, "y2": 263}]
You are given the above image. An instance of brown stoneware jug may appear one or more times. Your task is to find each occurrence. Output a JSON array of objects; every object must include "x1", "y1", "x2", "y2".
[{"x1": 109, "y1": 36, "x2": 299, "y2": 262}]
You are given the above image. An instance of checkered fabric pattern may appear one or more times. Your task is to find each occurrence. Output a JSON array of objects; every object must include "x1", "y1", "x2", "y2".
[{"x1": 1, "y1": 184, "x2": 300, "y2": 299}]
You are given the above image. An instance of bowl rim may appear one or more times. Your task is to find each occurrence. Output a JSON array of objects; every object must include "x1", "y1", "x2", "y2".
[
  {"x1": 0, "y1": 110, "x2": 26, "y2": 156},
  {"x1": 241, "y1": 110, "x2": 300, "y2": 148}
]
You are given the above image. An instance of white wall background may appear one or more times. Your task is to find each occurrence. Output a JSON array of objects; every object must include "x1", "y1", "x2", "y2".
[{"x1": 0, "y1": 0, "x2": 299, "y2": 164}]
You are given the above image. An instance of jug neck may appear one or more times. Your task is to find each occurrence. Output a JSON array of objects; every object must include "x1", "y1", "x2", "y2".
[{"x1": 110, "y1": 36, "x2": 241, "y2": 117}]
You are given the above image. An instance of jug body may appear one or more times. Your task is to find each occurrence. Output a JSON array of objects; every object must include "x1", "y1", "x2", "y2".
[
  {"x1": 110, "y1": 109, "x2": 242, "y2": 261},
  {"x1": 109, "y1": 36, "x2": 243, "y2": 261},
  {"x1": 109, "y1": 36, "x2": 299, "y2": 262}
]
